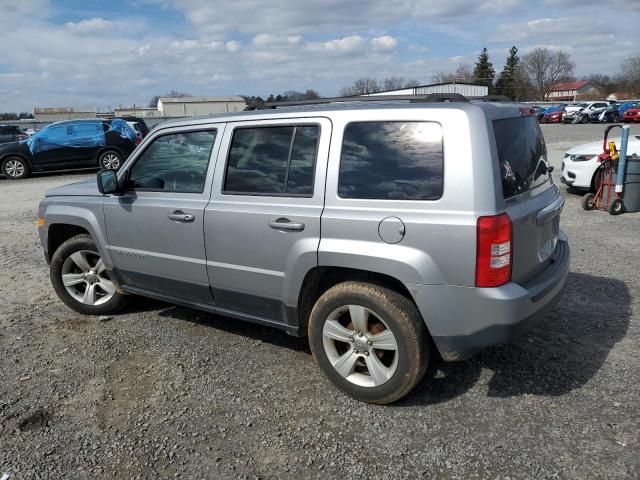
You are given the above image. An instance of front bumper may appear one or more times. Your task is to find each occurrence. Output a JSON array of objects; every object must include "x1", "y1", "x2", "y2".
[{"x1": 410, "y1": 239, "x2": 570, "y2": 361}]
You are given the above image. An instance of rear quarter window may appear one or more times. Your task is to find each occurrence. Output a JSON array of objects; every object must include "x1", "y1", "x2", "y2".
[
  {"x1": 493, "y1": 116, "x2": 550, "y2": 198},
  {"x1": 338, "y1": 121, "x2": 444, "y2": 200}
]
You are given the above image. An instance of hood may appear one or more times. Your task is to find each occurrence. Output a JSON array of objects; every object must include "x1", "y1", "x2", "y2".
[
  {"x1": 567, "y1": 137, "x2": 640, "y2": 155},
  {"x1": 564, "y1": 105, "x2": 584, "y2": 113},
  {"x1": 45, "y1": 179, "x2": 101, "y2": 197}
]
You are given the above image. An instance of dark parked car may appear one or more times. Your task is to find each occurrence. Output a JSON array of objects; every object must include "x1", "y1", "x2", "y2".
[
  {"x1": 0, "y1": 119, "x2": 136, "y2": 179},
  {"x1": 0, "y1": 125, "x2": 28, "y2": 144},
  {"x1": 121, "y1": 116, "x2": 150, "y2": 137},
  {"x1": 588, "y1": 103, "x2": 621, "y2": 123}
]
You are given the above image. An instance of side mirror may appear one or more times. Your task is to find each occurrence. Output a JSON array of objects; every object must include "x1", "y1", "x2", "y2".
[{"x1": 97, "y1": 169, "x2": 120, "y2": 195}]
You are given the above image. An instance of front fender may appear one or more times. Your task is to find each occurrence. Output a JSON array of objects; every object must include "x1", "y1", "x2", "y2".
[{"x1": 40, "y1": 200, "x2": 112, "y2": 268}]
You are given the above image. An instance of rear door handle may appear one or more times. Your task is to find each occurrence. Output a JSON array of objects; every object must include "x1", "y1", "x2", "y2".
[
  {"x1": 269, "y1": 218, "x2": 305, "y2": 231},
  {"x1": 167, "y1": 211, "x2": 195, "y2": 223}
]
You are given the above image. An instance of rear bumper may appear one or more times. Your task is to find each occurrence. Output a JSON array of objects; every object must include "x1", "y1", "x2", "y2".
[{"x1": 410, "y1": 238, "x2": 570, "y2": 361}]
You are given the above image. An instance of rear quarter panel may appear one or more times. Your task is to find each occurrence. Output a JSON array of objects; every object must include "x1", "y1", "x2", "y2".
[{"x1": 319, "y1": 105, "x2": 500, "y2": 287}]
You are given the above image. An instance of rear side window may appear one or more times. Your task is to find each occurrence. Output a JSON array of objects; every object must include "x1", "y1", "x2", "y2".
[
  {"x1": 223, "y1": 125, "x2": 319, "y2": 196},
  {"x1": 493, "y1": 116, "x2": 550, "y2": 198},
  {"x1": 338, "y1": 121, "x2": 444, "y2": 200}
]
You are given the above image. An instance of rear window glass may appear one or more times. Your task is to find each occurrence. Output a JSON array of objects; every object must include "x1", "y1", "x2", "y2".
[
  {"x1": 338, "y1": 121, "x2": 444, "y2": 200},
  {"x1": 493, "y1": 116, "x2": 550, "y2": 198}
]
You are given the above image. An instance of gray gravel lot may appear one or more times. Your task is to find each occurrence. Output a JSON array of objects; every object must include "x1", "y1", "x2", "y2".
[{"x1": 1, "y1": 124, "x2": 639, "y2": 479}]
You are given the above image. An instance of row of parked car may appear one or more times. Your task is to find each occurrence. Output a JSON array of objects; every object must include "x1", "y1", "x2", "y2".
[
  {"x1": 0, "y1": 117, "x2": 150, "y2": 179},
  {"x1": 537, "y1": 101, "x2": 640, "y2": 124}
]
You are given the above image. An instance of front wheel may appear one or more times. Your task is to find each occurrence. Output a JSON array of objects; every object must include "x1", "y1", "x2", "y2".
[
  {"x1": 98, "y1": 150, "x2": 123, "y2": 171},
  {"x1": 50, "y1": 234, "x2": 129, "y2": 315},
  {"x1": 308, "y1": 281, "x2": 429, "y2": 404},
  {"x1": 2, "y1": 156, "x2": 31, "y2": 179}
]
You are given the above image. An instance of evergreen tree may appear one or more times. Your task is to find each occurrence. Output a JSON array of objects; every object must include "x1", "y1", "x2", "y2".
[
  {"x1": 473, "y1": 47, "x2": 495, "y2": 91},
  {"x1": 495, "y1": 46, "x2": 521, "y2": 100}
]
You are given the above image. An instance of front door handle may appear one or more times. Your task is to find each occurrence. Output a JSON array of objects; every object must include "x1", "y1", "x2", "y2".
[
  {"x1": 269, "y1": 218, "x2": 305, "y2": 231},
  {"x1": 168, "y1": 210, "x2": 195, "y2": 223}
]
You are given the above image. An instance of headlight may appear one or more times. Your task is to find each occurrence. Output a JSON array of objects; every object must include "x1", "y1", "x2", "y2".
[{"x1": 569, "y1": 154, "x2": 596, "y2": 162}]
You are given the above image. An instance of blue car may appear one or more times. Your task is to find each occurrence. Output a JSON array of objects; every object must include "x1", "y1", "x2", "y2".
[{"x1": 0, "y1": 119, "x2": 136, "y2": 179}]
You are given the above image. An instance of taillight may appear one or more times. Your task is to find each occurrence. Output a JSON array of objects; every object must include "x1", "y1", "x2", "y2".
[
  {"x1": 475, "y1": 213, "x2": 512, "y2": 287},
  {"x1": 18, "y1": 134, "x2": 28, "y2": 140}
]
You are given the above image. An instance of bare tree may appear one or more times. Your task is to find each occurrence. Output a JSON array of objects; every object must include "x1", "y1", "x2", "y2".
[
  {"x1": 618, "y1": 55, "x2": 640, "y2": 93},
  {"x1": 522, "y1": 48, "x2": 575, "y2": 100},
  {"x1": 381, "y1": 77, "x2": 421, "y2": 91},
  {"x1": 340, "y1": 77, "x2": 381, "y2": 96},
  {"x1": 432, "y1": 64, "x2": 474, "y2": 84}
]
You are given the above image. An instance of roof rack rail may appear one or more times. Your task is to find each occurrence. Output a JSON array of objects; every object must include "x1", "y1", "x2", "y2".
[{"x1": 246, "y1": 93, "x2": 469, "y2": 110}]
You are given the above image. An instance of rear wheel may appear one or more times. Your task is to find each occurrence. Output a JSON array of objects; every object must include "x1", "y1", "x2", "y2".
[
  {"x1": 581, "y1": 192, "x2": 596, "y2": 210},
  {"x1": 608, "y1": 198, "x2": 624, "y2": 215},
  {"x1": 612, "y1": 113, "x2": 621, "y2": 123},
  {"x1": 50, "y1": 234, "x2": 129, "y2": 315},
  {"x1": 98, "y1": 150, "x2": 123, "y2": 171},
  {"x1": 308, "y1": 281, "x2": 429, "y2": 404},
  {"x1": 2, "y1": 156, "x2": 30, "y2": 179}
]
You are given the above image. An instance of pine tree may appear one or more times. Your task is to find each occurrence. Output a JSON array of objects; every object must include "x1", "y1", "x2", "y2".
[
  {"x1": 495, "y1": 46, "x2": 521, "y2": 100},
  {"x1": 473, "y1": 47, "x2": 495, "y2": 91}
]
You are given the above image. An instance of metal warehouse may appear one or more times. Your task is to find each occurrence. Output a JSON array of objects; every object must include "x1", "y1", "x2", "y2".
[
  {"x1": 157, "y1": 96, "x2": 247, "y2": 117},
  {"x1": 33, "y1": 107, "x2": 97, "y2": 122},
  {"x1": 367, "y1": 82, "x2": 489, "y2": 97}
]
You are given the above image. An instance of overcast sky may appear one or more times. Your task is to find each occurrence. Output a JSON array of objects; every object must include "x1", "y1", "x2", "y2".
[{"x1": 0, "y1": 0, "x2": 637, "y2": 112}]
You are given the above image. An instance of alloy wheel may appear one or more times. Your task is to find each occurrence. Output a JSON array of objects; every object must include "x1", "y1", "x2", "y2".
[
  {"x1": 322, "y1": 304, "x2": 399, "y2": 387},
  {"x1": 101, "y1": 153, "x2": 120, "y2": 170},
  {"x1": 61, "y1": 250, "x2": 117, "y2": 306},
  {"x1": 4, "y1": 159, "x2": 25, "y2": 177}
]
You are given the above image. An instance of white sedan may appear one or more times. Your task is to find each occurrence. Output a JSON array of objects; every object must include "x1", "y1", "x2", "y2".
[{"x1": 561, "y1": 136, "x2": 640, "y2": 191}]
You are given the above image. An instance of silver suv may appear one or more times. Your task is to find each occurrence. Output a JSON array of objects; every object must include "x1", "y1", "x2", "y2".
[{"x1": 38, "y1": 95, "x2": 570, "y2": 404}]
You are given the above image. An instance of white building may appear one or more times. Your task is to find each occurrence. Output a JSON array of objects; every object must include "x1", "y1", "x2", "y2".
[
  {"x1": 114, "y1": 106, "x2": 161, "y2": 118},
  {"x1": 33, "y1": 107, "x2": 96, "y2": 122},
  {"x1": 367, "y1": 82, "x2": 489, "y2": 98},
  {"x1": 157, "y1": 96, "x2": 247, "y2": 117}
]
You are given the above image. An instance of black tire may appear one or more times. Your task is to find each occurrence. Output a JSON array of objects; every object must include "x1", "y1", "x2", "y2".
[
  {"x1": 612, "y1": 113, "x2": 621, "y2": 123},
  {"x1": 308, "y1": 281, "x2": 429, "y2": 404},
  {"x1": 581, "y1": 192, "x2": 596, "y2": 211},
  {"x1": 591, "y1": 169, "x2": 602, "y2": 193},
  {"x1": 1, "y1": 156, "x2": 31, "y2": 179},
  {"x1": 98, "y1": 150, "x2": 123, "y2": 171},
  {"x1": 581, "y1": 115, "x2": 588, "y2": 124},
  {"x1": 50, "y1": 234, "x2": 129, "y2": 315},
  {"x1": 608, "y1": 198, "x2": 624, "y2": 215}
]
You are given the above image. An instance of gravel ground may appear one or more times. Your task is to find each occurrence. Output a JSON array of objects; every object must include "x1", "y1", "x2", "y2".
[{"x1": 1, "y1": 124, "x2": 639, "y2": 479}]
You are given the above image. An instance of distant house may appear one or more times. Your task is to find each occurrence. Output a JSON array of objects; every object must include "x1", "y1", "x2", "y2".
[
  {"x1": 548, "y1": 81, "x2": 601, "y2": 101},
  {"x1": 33, "y1": 107, "x2": 96, "y2": 122},
  {"x1": 157, "y1": 96, "x2": 247, "y2": 117},
  {"x1": 367, "y1": 82, "x2": 489, "y2": 97}
]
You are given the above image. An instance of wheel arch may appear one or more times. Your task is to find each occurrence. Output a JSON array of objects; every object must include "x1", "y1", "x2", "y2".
[
  {"x1": 95, "y1": 146, "x2": 124, "y2": 164},
  {"x1": 0, "y1": 152, "x2": 32, "y2": 168},
  {"x1": 42, "y1": 205, "x2": 112, "y2": 267},
  {"x1": 296, "y1": 266, "x2": 419, "y2": 335}
]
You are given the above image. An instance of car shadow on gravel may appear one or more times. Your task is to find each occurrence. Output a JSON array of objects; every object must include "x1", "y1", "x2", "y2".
[
  {"x1": 401, "y1": 272, "x2": 631, "y2": 406},
  {"x1": 156, "y1": 305, "x2": 311, "y2": 354}
]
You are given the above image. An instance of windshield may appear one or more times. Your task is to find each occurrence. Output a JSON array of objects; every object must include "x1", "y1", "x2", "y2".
[{"x1": 493, "y1": 116, "x2": 550, "y2": 199}]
